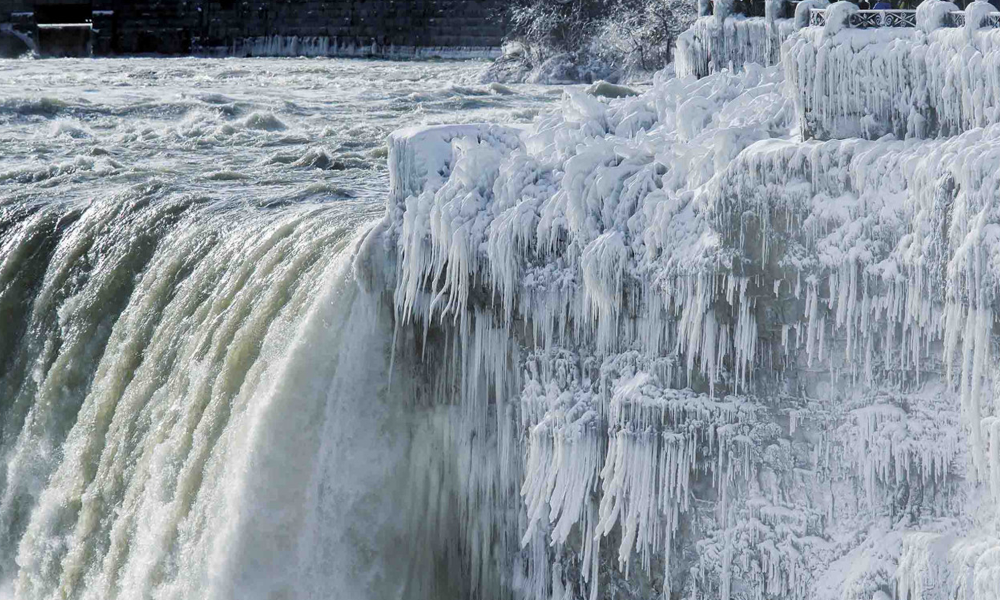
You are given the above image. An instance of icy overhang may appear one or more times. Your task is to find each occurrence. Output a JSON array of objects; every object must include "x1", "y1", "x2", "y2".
[{"x1": 387, "y1": 124, "x2": 524, "y2": 211}]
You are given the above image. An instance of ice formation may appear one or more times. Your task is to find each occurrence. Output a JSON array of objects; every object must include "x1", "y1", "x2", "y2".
[
  {"x1": 369, "y1": 8, "x2": 1000, "y2": 599},
  {"x1": 226, "y1": 35, "x2": 500, "y2": 59},
  {"x1": 677, "y1": 16, "x2": 796, "y2": 78}
]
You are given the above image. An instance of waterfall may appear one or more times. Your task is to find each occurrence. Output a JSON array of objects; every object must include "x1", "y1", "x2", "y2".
[{"x1": 0, "y1": 188, "x2": 428, "y2": 599}]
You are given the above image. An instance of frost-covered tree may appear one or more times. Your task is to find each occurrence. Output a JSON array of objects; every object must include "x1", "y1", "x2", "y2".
[
  {"x1": 498, "y1": 0, "x2": 698, "y2": 82},
  {"x1": 591, "y1": 0, "x2": 697, "y2": 73}
]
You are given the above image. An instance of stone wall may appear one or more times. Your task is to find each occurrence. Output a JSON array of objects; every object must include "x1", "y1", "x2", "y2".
[{"x1": 0, "y1": 0, "x2": 505, "y2": 56}]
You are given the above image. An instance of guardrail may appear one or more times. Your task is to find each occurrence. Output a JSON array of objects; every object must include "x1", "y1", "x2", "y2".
[
  {"x1": 809, "y1": 8, "x2": 915, "y2": 27},
  {"x1": 808, "y1": 7, "x2": 1000, "y2": 28}
]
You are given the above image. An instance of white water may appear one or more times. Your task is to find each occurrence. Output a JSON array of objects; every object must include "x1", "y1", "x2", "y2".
[{"x1": 0, "y1": 57, "x2": 558, "y2": 600}]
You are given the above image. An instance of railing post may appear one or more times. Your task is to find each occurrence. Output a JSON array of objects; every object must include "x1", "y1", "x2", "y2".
[
  {"x1": 794, "y1": 0, "x2": 829, "y2": 30},
  {"x1": 713, "y1": 0, "x2": 734, "y2": 23},
  {"x1": 765, "y1": 0, "x2": 785, "y2": 23},
  {"x1": 822, "y1": 1, "x2": 859, "y2": 34},
  {"x1": 964, "y1": 1, "x2": 1000, "y2": 32},
  {"x1": 916, "y1": 0, "x2": 960, "y2": 33}
]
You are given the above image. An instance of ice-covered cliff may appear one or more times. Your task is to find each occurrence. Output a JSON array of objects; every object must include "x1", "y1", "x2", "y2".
[{"x1": 364, "y1": 8, "x2": 1000, "y2": 599}]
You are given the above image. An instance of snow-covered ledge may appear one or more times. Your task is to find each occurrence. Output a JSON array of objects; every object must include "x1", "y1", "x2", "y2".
[
  {"x1": 386, "y1": 124, "x2": 523, "y2": 210},
  {"x1": 784, "y1": 0, "x2": 1000, "y2": 139},
  {"x1": 373, "y1": 53, "x2": 1000, "y2": 595},
  {"x1": 376, "y1": 70, "x2": 1000, "y2": 598}
]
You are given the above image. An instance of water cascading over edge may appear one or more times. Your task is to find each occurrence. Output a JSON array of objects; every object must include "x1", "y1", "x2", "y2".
[{"x1": 0, "y1": 188, "x2": 449, "y2": 600}]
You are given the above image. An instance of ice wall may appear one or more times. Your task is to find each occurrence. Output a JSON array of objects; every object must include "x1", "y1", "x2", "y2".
[
  {"x1": 784, "y1": 3, "x2": 1000, "y2": 139},
  {"x1": 375, "y1": 50, "x2": 1000, "y2": 598},
  {"x1": 676, "y1": 16, "x2": 796, "y2": 78}
]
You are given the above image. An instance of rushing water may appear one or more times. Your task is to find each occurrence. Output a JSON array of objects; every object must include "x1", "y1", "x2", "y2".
[{"x1": 0, "y1": 57, "x2": 558, "y2": 600}]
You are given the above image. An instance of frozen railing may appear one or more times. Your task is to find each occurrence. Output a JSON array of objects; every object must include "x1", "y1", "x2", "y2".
[
  {"x1": 808, "y1": 7, "x2": 1000, "y2": 28},
  {"x1": 677, "y1": 0, "x2": 1000, "y2": 79},
  {"x1": 809, "y1": 8, "x2": 917, "y2": 27},
  {"x1": 786, "y1": 0, "x2": 1000, "y2": 139}
]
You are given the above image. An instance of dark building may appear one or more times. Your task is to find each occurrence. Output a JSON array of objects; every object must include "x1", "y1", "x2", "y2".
[{"x1": 0, "y1": 0, "x2": 505, "y2": 57}]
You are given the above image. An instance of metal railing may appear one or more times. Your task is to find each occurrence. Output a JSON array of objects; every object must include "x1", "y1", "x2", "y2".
[{"x1": 808, "y1": 8, "x2": 1000, "y2": 28}]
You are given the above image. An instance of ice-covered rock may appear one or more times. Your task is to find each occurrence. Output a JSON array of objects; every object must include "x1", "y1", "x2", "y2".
[
  {"x1": 585, "y1": 80, "x2": 640, "y2": 99},
  {"x1": 375, "y1": 14, "x2": 1000, "y2": 600}
]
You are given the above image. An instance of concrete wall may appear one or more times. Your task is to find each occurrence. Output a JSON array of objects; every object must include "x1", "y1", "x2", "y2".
[
  {"x1": 0, "y1": 0, "x2": 32, "y2": 14},
  {"x1": 0, "y1": 0, "x2": 505, "y2": 56}
]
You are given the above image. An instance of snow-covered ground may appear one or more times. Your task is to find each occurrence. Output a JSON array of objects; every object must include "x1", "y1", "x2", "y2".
[{"x1": 371, "y1": 5, "x2": 1000, "y2": 598}]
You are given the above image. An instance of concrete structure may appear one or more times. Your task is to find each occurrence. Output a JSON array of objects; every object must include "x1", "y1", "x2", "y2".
[
  {"x1": 30, "y1": 0, "x2": 93, "y2": 56},
  {"x1": 0, "y1": 0, "x2": 505, "y2": 57}
]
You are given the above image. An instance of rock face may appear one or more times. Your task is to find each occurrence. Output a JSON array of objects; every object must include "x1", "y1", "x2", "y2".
[{"x1": 0, "y1": 0, "x2": 505, "y2": 56}]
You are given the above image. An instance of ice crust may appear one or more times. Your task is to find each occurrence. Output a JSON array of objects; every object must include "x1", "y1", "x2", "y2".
[{"x1": 374, "y1": 14, "x2": 1000, "y2": 600}]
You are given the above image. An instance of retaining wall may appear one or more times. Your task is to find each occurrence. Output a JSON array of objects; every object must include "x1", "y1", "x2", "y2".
[{"x1": 0, "y1": 0, "x2": 505, "y2": 56}]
